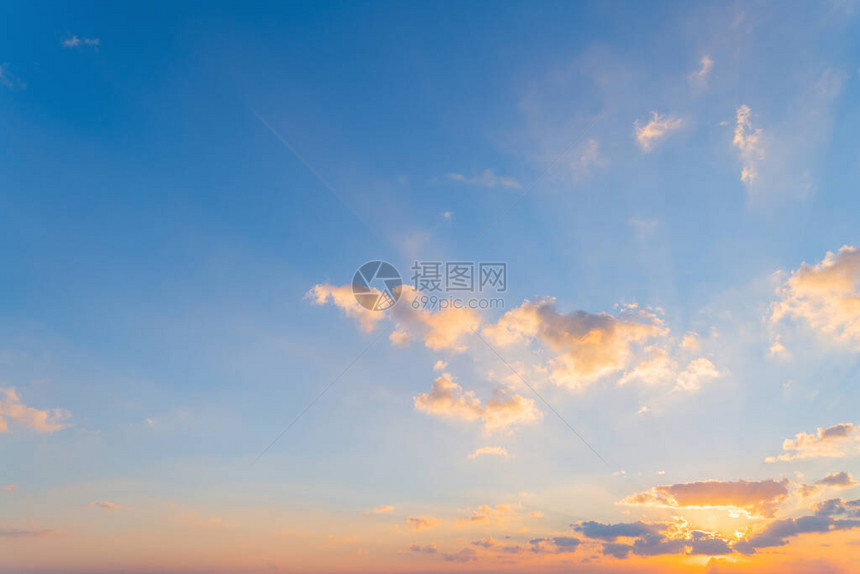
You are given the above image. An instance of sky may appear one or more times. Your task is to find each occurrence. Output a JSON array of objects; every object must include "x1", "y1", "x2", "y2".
[{"x1": 2, "y1": 1, "x2": 860, "y2": 572}]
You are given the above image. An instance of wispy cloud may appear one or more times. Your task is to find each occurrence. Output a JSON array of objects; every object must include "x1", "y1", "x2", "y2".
[
  {"x1": 88, "y1": 501, "x2": 122, "y2": 511},
  {"x1": 634, "y1": 112, "x2": 683, "y2": 152},
  {"x1": 688, "y1": 55, "x2": 713, "y2": 89},
  {"x1": 467, "y1": 446, "x2": 510, "y2": 460},
  {"x1": 733, "y1": 105, "x2": 765, "y2": 185},
  {"x1": 772, "y1": 246, "x2": 860, "y2": 348},
  {"x1": 446, "y1": 169, "x2": 521, "y2": 189},
  {"x1": 62, "y1": 35, "x2": 100, "y2": 49}
]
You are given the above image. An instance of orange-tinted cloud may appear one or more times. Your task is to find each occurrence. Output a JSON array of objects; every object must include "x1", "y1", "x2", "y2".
[
  {"x1": 772, "y1": 246, "x2": 860, "y2": 347},
  {"x1": 765, "y1": 422, "x2": 860, "y2": 462},
  {"x1": 0, "y1": 387, "x2": 70, "y2": 433},
  {"x1": 414, "y1": 374, "x2": 540, "y2": 432},
  {"x1": 622, "y1": 479, "x2": 790, "y2": 517}
]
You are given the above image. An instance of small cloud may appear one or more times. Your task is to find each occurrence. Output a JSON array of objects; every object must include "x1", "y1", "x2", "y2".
[
  {"x1": 634, "y1": 112, "x2": 683, "y2": 152},
  {"x1": 568, "y1": 139, "x2": 608, "y2": 183},
  {"x1": 0, "y1": 485, "x2": 16, "y2": 492},
  {"x1": 373, "y1": 505, "x2": 395, "y2": 514},
  {"x1": 733, "y1": 105, "x2": 764, "y2": 185},
  {"x1": 433, "y1": 360, "x2": 448, "y2": 372},
  {"x1": 404, "y1": 516, "x2": 443, "y2": 531},
  {"x1": 446, "y1": 169, "x2": 521, "y2": 189},
  {"x1": 0, "y1": 387, "x2": 70, "y2": 433},
  {"x1": 441, "y1": 211, "x2": 453, "y2": 220},
  {"x1": 409, "y1": 543, "x2": 437, "y2": 554},
  {"x1": 688, "y1": 55, "x2": 714, "y2": 89},
  {"x1": 0, "y1": 64, "x2": 25, "y2": 90},
  {"x1": 765, "y1": 422, "x2": 860, "y2": 462},
  {"x1": 88, "y1": 501, "x2": 121, "y2": 511},
  {"x1": 637, "y1": 406, "x2": 649, "y2": 415},
  {"x1": 468, "y1": 446, "x2": 510, "y2": 460},
  {"x1": 62, "y1": 35, "x2": 100, "y2": 49}
]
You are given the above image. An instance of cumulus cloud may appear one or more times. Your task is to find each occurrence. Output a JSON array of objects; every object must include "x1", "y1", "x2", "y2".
[
  {"x1": 799, "y1": 472, "x2": 858, "y2": 498},
  {"x1": 771, "y1": 246, "x2": 860, "y2": 348},
  {"x1": 576, "y1": 520, "x2": 730, "y2": 559},
  {"x1": 414, "y1": 374, "x2": 540, "y2": 432},
  {"x1": 733, "y1": 105, "x2": 765, "y2": 185},
  {"x1": 0, "y1": 387, "x2": 70, "y2": 433},
  {"x1": 622, "y1": 479, "x2": 791, "y2": 518},
  {"x1": 404, "y1": 516, "x2": 443, "y2": 531},
  {"x1": 734, "y1": 497, "x2": 860, "y2": 555},
  {"x1": 468, "y1": 446, "x2": 510, "y2": 460},
  {"x1": 446, "y1": 170, "x2": 521, "y2": 189},
  {"x1": 765, "y1": 422, "x2": 860, "y2": 462},
  {"x1": 309, "y1": 284, "x2": 479, "y2": 352},
  {"x1": 634, "y1": 112, "x2": 683, "y2": 152},
  {"x1": 483, "y1": 298, "x2": 666, "y2": 390}
]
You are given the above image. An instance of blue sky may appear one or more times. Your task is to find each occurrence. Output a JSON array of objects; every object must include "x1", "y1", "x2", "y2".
[{"x1": 2, "y1": 2, "x2": 860, "y2": 573}]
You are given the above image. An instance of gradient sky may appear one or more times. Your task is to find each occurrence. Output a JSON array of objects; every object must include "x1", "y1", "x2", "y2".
[{"x1": 2, "y1": 1, "x2": 860, "y2": 573}]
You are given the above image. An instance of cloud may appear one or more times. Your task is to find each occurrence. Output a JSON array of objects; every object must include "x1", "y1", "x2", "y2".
[
  {"x1": 688, "y1": 55, "x2": 714, "y2": 89},
  {"x1": 62, "y1": 35, "x2": 100, "y2": 48},
  {"x1": 442, "y1": 548, "x2": 477, "y2": 562},
  {"x1": 408, "y1": 543, "x2": 437, "y2": 554},
  {"x1": 373, "y1": 505, "x2": 395, "y2": 514},
  {"x1": 0, "y1": 528, "x2": 56, "y2": 538},
  {"x1": 771, "y1": 246, "x2": 860, "y2": 348},
  {"x1": 88, "y1": 501, "x2": 121, "y2": 511},
  {"x1": 483, "y1": 298, "x2": 666, "y2": 390},
  {"x1": 568, "y1": 139, "x2": 608, "y2": 183},
  {"x1": 733, "y1": 105, "x2": 765, "y2": 185},
  {"x1": 734, "y1": 497, "x2": 860, "y2": 555},
  {"x1": 0, "y1": 485, "x2": 16, "y2": 492},
  {"x1": 468, "y1": 446, "x2": 510, "y2": 460},
  {"x1": 459, "y1": 503, "x2": 523, "y2": 526},
  {"x1": 765, "y1": 422, "x2": 860, "y2": 462},
  {"x1": 446, "y1": 170, "x2": 521, "y2": 189},
  {"x1": 622, "y1": 479, "x2": 791, "y2": 518},
  {"x1": 309, "y1": 284, "x2": 479, "y2": 352},
  {"x1": 576, "y1": 520, "x2": 729, "y2": 559},
  {"x1": 404, "y1": 516, "x2": 443, "y2": 531},
  {"x1": 634, "y1": 112, "x2": 683, "y2": 152},
  {"x1": 799, "y1": 472, "x2": 858, "y2": 498},
  {"x1": 0, "y1": 64, "x2": 25, "y2": 90},
  {"x1": 0, "y1": 387, "x2": 70, "y2": 433},
  {"x1": 414, "y1": 374, "x2": 540, "y2": 432}
]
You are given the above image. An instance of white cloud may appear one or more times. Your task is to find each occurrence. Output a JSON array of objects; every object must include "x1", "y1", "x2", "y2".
[
  {"x1": 446, "y1": 169, "x2": 521, "y2": 189},
  {"x1": 62, "y1": 35, "x2": 100, "y2": 48},
  {"x1": 634, "y1": 112, "x2": 683, "y2": 152}
]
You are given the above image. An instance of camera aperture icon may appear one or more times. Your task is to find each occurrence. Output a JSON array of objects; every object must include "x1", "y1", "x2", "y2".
[{"x1": 352, "y1": 261, "x2": 403, "y2": 311}]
